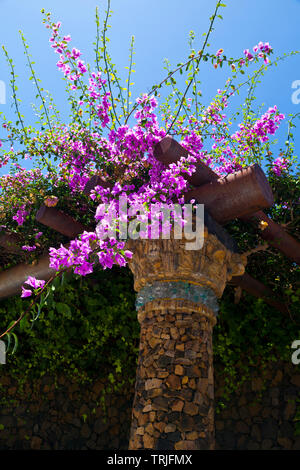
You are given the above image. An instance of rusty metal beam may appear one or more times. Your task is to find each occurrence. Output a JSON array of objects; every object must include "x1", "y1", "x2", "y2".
[
  {"x1": 0, "y1": 254, "x2": 57, "y2": 299},
  {"x1": 0, "y1": 207, "x2": 90, "y2": 299},
  {"x1": 154, "y1": 136, "x2": 300, "y2": 265},
  {"x1": 154, "y1": 136, "x2": 218, "y2": 186},
  {"x1": 154, "y1": 137, "x2": 274, "y2": 223},
  {"x1": 0, "y1": 232, "x2": 23, "y2": 254},
  {"x1": 184, "y1": 164, "x2": 274, "y2": 224},
  {"x1": 83, "y1": 175, "x2": 112, "y2": 196},
  {"x1": 231, "y1": 272, "x2": 288, "y2": 314},
  {"x1": 0, "y1": 202, "x2": 95, "y2": 299},
  {"x1": 243, "y1": 211, "x2": 300, "y2": 265},
  {"x1": 36, "y1": 205, "x2": 89, "y2": 238}
]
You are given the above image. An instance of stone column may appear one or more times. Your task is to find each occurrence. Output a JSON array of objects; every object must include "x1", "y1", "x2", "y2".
[{"x1": 126, "y1": 227, "x2": 246, "y2": 450}]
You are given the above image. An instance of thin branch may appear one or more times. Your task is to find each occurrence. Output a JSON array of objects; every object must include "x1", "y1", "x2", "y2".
[
  {"x1": 124, "y1": 52, "x2": 215, "y2": 126},
  {"x1": 2, "y1": 46, "x2": 27, "y2": 137},
  {"x1": 126, "y1": 35, "x2": 135, "y2": 116},
  {"x1": 243, "y1": 243, "x2": 269, "y2": 257},
  {"x1": 102, "y1": 0, "x2": 121, "y2": 127},
  {"x1": 0, "y1": 270, "x2": 63, "y2": 340},
  {"x1": 20, "y1": 31, "x2": 53, "y2": 133},
  {"x1": 166, "y1": 0, "x2": 223, "y2": 134}
]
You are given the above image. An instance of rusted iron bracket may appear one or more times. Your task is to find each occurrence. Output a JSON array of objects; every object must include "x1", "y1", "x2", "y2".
[
  {"x1": 242, "y1": 211, "x2": 300, "y2": 265},
  {"x1": 36, "y1": 205, "x2": 90, "y2": 238},
  {"x1": 154, "y1": 135, "x2": 218, "y2": 186},
  {"x1": 231, "y1": 272, "x2": 288, "y2": 314},
  {"x1": 184, "y1": 164, "x2": 274, "y2": 223},
  {"x1": 154, "y1": 136, "x2": 299, "y2": 264},
  {"x1": 0, "y1": 231, "x2": 23, "y2": 254},
  {"x1": 0, "y1": 254, "x2": 57, "y2": 299},
  {"x1": 83, "y1": 175, "x2": 112, "y2": 195}
]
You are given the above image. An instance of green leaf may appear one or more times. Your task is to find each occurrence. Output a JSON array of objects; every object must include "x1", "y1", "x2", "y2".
[
  {"x1": 55, "y1": 302, "x2": 72, "y2": 318},
  {"x1": 11, "y1": 333, "x2": 18, "y2": 355}
]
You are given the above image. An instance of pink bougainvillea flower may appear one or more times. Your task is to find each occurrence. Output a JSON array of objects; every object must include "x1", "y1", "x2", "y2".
[
  {"x1": 24, "y1": 276, "x2": 46, "y2": 290},
  {"x1": 21, "y1": 287, "x2": 33, "y2": 298},
  {"x1": 244, "y1": 49, "x2": 254, "y2": 61},
  {"x1": 22, "y1": 245, "x2": 37, "y2": 252},
  {"x1": 6, "y1": 18, "x2": 283, "y2": 280},
  {"x1": 272, "y1": 157, "x2": 289, "y2": 176},
  {"x1": 12, "y1": 207, "x2": 29, "y2": 226},
  {"x1": 20, "y1": 276, "x2": 45, "y2": 298},
  {"x1": 72, "y1": 48, "x2": 81, "y2": 59}
]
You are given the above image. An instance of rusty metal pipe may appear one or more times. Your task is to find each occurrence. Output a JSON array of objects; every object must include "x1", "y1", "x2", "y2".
[
  {"x1": 243, "y1": 211, "x2": 300, "y2": 265},
  {"x1": 0, "y1": 207, "x2": 91, "y2": 300},
  {"x1": 184, "y1": 164, "x2": 274, "y2": 224},
  {"x1": 83, "y1": 175, "x2": 112, "y2": 195},
  {"x1": 0, "y1": 254, "x2": 57, "y2": 300},
  {"x1": 36, "y1": 205, "x2": 89, "y2": 238},
  {"x1": 154, "y1": 137, "x2": 299, "y2": 264},
  {"x1": 231, "y1": 272, "x2": 288, "y2": 314},
  {"x1": 0, "y1": 237, "x2": 78, "y2": 300},
  {"x1": 0, "y1": 232, "x2": 23, "y2": 254},
  {"x1": 154, "y1": 136, "x2": 218, "y2": 186},
  {"x1": 154, "y1": 137, "x2": 274, "y2": 222}
]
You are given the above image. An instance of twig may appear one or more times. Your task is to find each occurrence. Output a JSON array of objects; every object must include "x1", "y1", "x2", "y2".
[
  {"x1": 243, "y1": 243, "x2": 269, "y2": 257},
  {"x1": 166, "y1": 0, "x2": 223, "y2": 134},
  {"x1": 0, "y1": 270, "x2": 63, "y2": 340}
]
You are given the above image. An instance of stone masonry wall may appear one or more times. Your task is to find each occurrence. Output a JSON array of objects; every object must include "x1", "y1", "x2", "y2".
[
  {"x1": 0, "y1": 375, "x2": 134, "y2": 450},
  {"x1": 0, "y1": 360, "x2": 299, "y2": 450},
  {"x1": 214, "y1": 361, "x2": 300, "y2": 450}
]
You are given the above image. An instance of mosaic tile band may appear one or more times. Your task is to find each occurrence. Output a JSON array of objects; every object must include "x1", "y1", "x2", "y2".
[{"x1": 135, "y1": 281, "x2": 219, "y2": 315}]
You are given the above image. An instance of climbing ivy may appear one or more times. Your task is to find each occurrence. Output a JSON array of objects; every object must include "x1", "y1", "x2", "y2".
[{"x1": 0, "y1": 265, "x2": 139, "y2": 399}]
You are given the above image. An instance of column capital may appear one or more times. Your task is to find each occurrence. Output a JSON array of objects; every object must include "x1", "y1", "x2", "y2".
[{"x1": 126, "y1": 227, "x2": 246, "y2": 299}]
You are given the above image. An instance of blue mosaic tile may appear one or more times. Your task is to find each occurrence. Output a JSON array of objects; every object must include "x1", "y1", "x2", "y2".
[{"x1": 135, "y1": 281, "x2": 219, "y2": 316}]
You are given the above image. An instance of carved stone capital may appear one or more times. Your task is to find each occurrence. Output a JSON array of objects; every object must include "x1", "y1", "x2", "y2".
[{"x1": 126, "y1": 227, "x2": 246, "y2": 299}]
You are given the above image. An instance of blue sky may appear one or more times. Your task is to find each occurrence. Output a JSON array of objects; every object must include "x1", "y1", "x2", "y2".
[{"x1": 0, "y1": 0, "x2": 300, "y2": 175}]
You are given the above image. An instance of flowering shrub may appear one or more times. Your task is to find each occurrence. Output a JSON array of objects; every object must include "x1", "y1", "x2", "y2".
[{"x1": 0, "y1": 0, "x2": 299, "y2": 345}]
